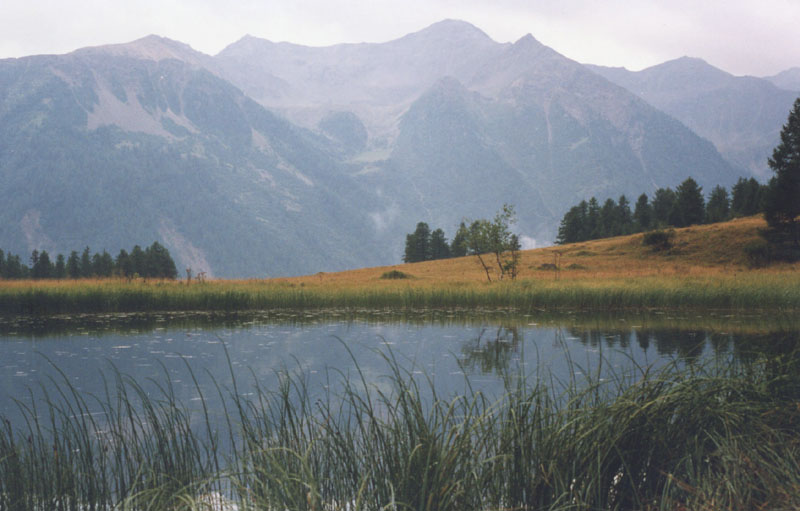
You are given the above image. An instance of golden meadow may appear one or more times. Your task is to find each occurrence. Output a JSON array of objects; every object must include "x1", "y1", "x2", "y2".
[{"x1": 1, "y1": 217, "x2": 798, "y2": 314}]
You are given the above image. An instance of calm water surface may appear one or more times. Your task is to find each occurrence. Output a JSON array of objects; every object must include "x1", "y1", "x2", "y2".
[{"x1": 0, "y1": 310, "x2": 796, "y2": 429}]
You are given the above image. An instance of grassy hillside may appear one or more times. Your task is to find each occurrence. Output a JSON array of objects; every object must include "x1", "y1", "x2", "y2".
[
  {"x1": 1, "y1": 216, "x2": 799, "y2": 313},
  {"x1": 288, "y1": 216, "x2": 789, "y2": 285}
]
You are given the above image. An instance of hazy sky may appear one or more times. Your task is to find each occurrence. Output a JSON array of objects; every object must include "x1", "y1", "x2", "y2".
[{"x1": 2, "y1": 0, "x2": 798, "y2": 76}]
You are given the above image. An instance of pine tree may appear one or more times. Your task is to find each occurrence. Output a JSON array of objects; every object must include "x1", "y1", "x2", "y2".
[
  {"x1": 599, "y1": 198, "x2": 618, "y2": 237},
  {"x1": 80, "y1": 247, "x2": 93, "y2": 278},
  {"x1": 673, "y1": 178, "x2": 705, "y2": 227},
  {"x1": 652, "y1": 188, "x2": 676, "y2": 227},
  {"x1": 705, "y1": 185, "x2": 730, "y2": 224},
  {"x1": 731, "y1": 177, "x2": 764, "y2": 216},
  {"x1": 765, "y1": 97, "x2": 800, "y2": 244},
  {"x1": 32, "y1": 250, "x2": 53, "y2": 279},
  {"x1": 616, "y1": 195, "x2": 633, "y2": 235},
  {"x1": 450, "y1": 222, "x2": 469, "y2": 257},
  {"x1": 67, "y1": 251, "x2": 81, "y2": 278},
  {"x1": 633, "y1": 193, "x2": 652, "y2": 231},
  {"x1": 54, "y1": 254, "x2": 66, "y2": 279},
  {"x1": 429, "y1": 229, "x2": 451, "y2": 260},
  {"x1": 403, "y1": 222, "x2": 431, "y2": 263}
]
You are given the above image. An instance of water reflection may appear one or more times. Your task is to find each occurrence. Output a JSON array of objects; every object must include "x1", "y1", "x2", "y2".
[
  {"x1": 0, "y1": 310, "x2": 797, "y2": 432},
  {"x1": 459, "y1": 326, "x2": 522, "y2": 374}
]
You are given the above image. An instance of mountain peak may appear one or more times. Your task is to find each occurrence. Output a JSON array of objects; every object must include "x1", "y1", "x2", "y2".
[
  {"x1": 402, "y1": 19, "x2": 493, "y2": 44},
  {"x1": 646, "y1": 56, "x2": 731, "y2": 77},
  {"x1": 75, "y1": 35, "x2": 210, "y2": 65},
  {"x1": 514, "y1": 33, "x2": 541, "y2": 46},
  {"x1": 765, "y1": 67, "x2": 800, "y2": 91}
]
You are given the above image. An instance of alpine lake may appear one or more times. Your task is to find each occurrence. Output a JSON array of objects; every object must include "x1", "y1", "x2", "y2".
[
  {"x1": 1, "y1": 308, "x2": 799, "y2": 510},
  {"x1": 1, "y1": 308, "x2": 797, "y2": 432}
]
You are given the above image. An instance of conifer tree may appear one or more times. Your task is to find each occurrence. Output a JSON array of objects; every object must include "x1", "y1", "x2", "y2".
[
  {"x1": 450, "y1": 222, "x2": 469, "y2": 257},
  {"x1": 673, "y1": 178, "x2": 705, "y2": 227},
  {"x1": 765, "y1": 97, "x2": 800, "y2": 244},
  {"x1": 705, "y1": 185, "x2": 730, "y2": 224},
  {"x1": 633, "y1": 194, "x2": 652, "y2": 231},
  {"x1": 429, "y1": 228, "x2": 451, "y2": 260}
]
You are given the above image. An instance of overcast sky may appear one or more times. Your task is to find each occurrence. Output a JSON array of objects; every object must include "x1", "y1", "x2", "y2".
[{"x1": 2, "y1": 0, "x2": 798, "y2": 76}]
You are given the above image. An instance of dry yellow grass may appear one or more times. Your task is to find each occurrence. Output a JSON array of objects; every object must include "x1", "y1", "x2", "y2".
[{"x1": 283, "y1": 216, "x2": 797, "y2": 288}]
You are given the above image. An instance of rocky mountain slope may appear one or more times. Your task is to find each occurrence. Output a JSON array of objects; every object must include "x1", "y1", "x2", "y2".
[{"x1": 588, "y1": 57, "x2": 798, "y2": 179}]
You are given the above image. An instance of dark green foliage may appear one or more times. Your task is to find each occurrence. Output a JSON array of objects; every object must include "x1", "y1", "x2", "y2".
[
  {"x1": 66, "y1": 251, "x2": 81, "y2": 279},
  {"x1": 652, "y1": 187, "x2": 677, "y2": 226},
  {"x1": 380, "y1": 269, "x2": 411, "y2": 279},
  {"x1": 54, "y1": 254, "x2": 66, "y2": 279},
  {"x1": 116, "y1": 249, "x2": 131, "y2": 278},
  {"x1": 558, "y1": 177, "x2": 745, "y2": 245},
  {"x1": 764, "y1": 97, "x2": 800, "y2": 245},
  {"x1": 144, "y1": 242, "x2": 178, "y2": 279},
  {"x1": 404, "y1": 224, "x2": 454, "y2": 263},
  {"x1": 748, "y1": 230, "x2": 800, "y2": 266},
  {"x1": 79, "y1": 247, "x2": 93, "y2": 278},
  {"x1": 31, "y1": 250, "x2": 53, "y2": 279},
  {"x1": 556, "y1": 201, "x2": 589, "y2": 244},
  {"x1": 130, "y1": 245, "x2": 146, "y2": 277},
  {"x1": 705, "y1": 185, "x2": 731, "y2": 224},
  {"x1": 633, "y1": 193, "x2": 653, "y2": 231},
  {"x1": 93, "y1": 250, "x2": 115, "y2": 277},
  {"x1": 465, "y1": 205, "x2": 521, "y2": 281},
  {"x1": 404, "y1": 222, "x2": 431, "y2": 263},
  {"x1": 586, "y1": 198, "x2": 600, "y2": 237},
  {"x1": 450, "y1": 222, "x2": 469, "y2": 257},
  {"x1": 731, "y1": 177, "x2": 767, "y2": 217},
  {"x1": 642, "y1": 229, "x2": 674, "y2": 251},
  {"x1": 401, "y1": 208, "x2": 523, "y2": 281},
  {"x1": 744, "y1": 240, "x2": 773, "y2": 267},
  {"x1": 598, "y1": 198, "x2": 618, "y2": 238},
  {"x1": 429, "y1": 228, "x2": 451, "y2": 260},
  {"x1": 616, "y1": 195, "x2": 632, "y2": 234},
  {"x1": 672, "y1": 177, "x2": 705, "y2": 227},
  {"x1": 0, "y1": 242, "x2": 178, "y2": 280}
]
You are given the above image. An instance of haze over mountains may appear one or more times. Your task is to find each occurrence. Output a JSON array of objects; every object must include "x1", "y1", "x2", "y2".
[
  {"x1": 1, "y1": 20, "x2": 796, "y2": 277},
  {"x1": 588, "y1": 58, "x2": 798, "y2": 179}
]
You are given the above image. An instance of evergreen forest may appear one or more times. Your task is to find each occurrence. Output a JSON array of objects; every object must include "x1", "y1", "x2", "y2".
[
  {"x1": 556, "y1": 177, "x2": 769, "y2": 244},
  {"x1": 0, "y1": 242, "x2": 178, "y2": 280}
]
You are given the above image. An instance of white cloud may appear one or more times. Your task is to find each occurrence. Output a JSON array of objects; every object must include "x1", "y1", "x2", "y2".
[{"x1": 519, "y1": 235, "x2": 538, "y2": 250}]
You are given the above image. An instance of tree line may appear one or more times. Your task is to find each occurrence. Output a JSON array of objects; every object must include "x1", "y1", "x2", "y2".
[
  {"x1": 404, "y1": 205, "x2": 521, "y2": 281},
  {"x1": 0, "y1": 242, "x2": 178, "y2": 280},
  {"x1": 556, "y1": 176, "x2": 769, "y2": 245}
]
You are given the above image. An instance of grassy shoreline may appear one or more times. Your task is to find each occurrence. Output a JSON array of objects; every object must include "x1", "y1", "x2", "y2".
[
  {"x1": 2, "y1": 345, "x2": 798, "y2": 510},
  {"x1": 1, "y1": 272, "x2": 799, "y2": 314}
]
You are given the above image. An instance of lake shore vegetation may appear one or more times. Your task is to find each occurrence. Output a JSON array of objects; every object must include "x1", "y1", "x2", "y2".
[{"x1": 1, "y1": 342, "x2": 798, "y2": 510}]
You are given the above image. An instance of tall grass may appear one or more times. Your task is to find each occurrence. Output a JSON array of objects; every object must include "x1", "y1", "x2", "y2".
[
  {"x1": 1, "y1": 344, "x2": 799, "y2": 510},
  {"x1": 2, "y1": 273, "x2": 800, "y2": 314}
]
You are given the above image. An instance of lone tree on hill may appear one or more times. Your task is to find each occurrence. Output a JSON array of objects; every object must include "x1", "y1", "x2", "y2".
[
  {"x1": 765, "y1": 97, "x2": 800, "y2": 245},
  {"x1": 467, "y1": 204, "x2": 521, "y2": 282}
]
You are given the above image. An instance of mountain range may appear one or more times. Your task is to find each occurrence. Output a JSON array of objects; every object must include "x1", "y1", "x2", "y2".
[{"x1": 1, "y1": 20, "x2": 796, "y2": 277}]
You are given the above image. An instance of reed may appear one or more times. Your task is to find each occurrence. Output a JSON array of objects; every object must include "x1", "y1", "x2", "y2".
[
  {"x1": 1, "y1": 272, "x2": 800, "y2": 314},
  {"x1": 1, "y1": 342, "x2": 798, "y2": 510}
]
